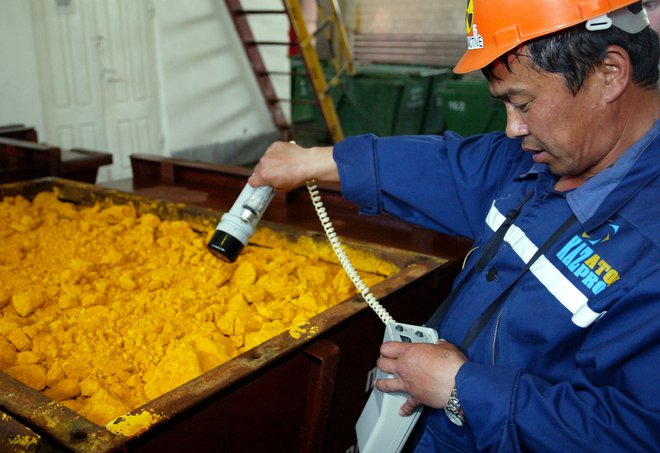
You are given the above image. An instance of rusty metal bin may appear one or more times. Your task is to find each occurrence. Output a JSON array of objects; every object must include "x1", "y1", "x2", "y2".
[{"x1": 0, "y1": 178, "x2": 460, "y2": 452}]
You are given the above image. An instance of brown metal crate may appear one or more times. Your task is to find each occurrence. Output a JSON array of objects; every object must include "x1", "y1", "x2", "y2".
[{"x1": 0, "y1": 177, "x2": 459, "y2": 453}]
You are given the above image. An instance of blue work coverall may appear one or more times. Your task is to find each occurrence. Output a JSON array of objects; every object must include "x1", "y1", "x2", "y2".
[{"x1": 334, "y1": 121, "x2": 660, "y2": 452}]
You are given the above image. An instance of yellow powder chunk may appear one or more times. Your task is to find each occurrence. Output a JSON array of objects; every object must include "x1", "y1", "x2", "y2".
[
  {"x1": 288, "y1": 322, "x2": 319, "y2": 339},
  {"x1": 4, "y1": 434, "x2": 40, "y2": 451},
  {"x1": 5, "y1": 364, "x2": 47, "y2": 390},
  {"x1": 44, "y1": 378, "x2": 81, "y2": 401},
  {"x1": 16, "y1": 351, "x2": 42, "y2": 365},
  {"x1": 0, "y1": 319, "x2": 19, "y2": 336},
  {"x1": 0, "y1": 289, "x2": 10, "y2": 308},
  {"x1": 78, "y1": 389, "x2": 129, "y2": 425},
  {"x1": 107, "y1": 409, "x2": 163, "y2": 437},
  {"x1": 0, "y1": 190, "x2": 397, "y2": 427},
  {"x1": 143, "y1": 343, "x2": 201, "y2": 400},
  {"x1": 0, "y1": 339, "x2": 17, "y2": 365},
  {"x1": 12, "y1": 292, "x2": 45, "y2": 317},
  {"x1": 7, "y1": 327, "x2": 31, "y2": 351},
  {"x1": 79, "y1": 377, "x2": 102, "y2": 397}
]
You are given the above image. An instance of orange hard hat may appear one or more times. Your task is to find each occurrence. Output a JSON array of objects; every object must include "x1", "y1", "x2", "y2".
[{"x1": 454, "y1": 0, "x2": 648, "y2": 74}]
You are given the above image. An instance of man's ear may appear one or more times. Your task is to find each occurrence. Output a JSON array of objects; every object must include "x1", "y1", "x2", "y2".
[{"x1": 599, "y1": 45, "x2": 631, "y2": 103}]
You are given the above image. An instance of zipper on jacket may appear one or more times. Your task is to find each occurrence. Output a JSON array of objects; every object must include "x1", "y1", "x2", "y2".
[{"x1": 491, "y1": 309, "x2": 504, "y2": 365}]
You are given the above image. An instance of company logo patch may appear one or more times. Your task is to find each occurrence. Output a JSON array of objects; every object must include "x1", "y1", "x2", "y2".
[
  {"x1": 581, "y1": 221, "x2": 619, "y2": 245},
  {"x1": 556, "y1": 223, "x2": 621, "y2": 296}
]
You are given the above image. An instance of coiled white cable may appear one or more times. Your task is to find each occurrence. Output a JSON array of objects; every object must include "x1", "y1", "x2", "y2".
[{"x1": 306, "y1": 180, "x2": 394, "y2": 325}]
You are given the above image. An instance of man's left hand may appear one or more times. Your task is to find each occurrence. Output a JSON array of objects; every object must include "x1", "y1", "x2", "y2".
[{"x1": 374, "y1": 339, "x2": 468, "y2": 416}]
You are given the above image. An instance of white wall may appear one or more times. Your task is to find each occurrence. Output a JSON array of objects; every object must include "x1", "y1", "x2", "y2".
[
  {"x1": 0, "y1": 1, "x2": 45, "y2": 138},
  {"x1": 0, "y1": 0, "x2": 287, "y2": 164},
  {"x1": 156, "y1": 0, "x2": 288, "y2": 154}
]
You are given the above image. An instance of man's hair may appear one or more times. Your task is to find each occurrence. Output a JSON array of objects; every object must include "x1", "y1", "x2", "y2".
[{"x1": 483, "y1": 24, "x2": 659, "y2": 94}]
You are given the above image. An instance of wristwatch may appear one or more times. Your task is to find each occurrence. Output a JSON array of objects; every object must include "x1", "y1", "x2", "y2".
[{"x1": 445, "y1": 386, "x2": 466, "y2": 426}]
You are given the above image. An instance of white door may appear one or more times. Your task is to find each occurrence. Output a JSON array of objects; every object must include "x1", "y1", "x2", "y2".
[{"x1": 30, "y1": 0, "x2": 162, "y2": 182}]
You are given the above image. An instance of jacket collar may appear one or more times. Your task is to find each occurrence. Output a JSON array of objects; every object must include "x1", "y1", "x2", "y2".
[{"x1": 517, "y1": 120, "x2": 660, "y2": 229}]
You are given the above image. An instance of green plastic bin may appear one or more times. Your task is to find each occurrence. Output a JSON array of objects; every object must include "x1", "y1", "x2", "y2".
[
  {"x1": 336, "y1": 76, "x2": 404, "y2": 137},
  {"x1": 439, "y1": 77, "x2": 507, "y2": 136},
  {"x1": 290, "y1": 56, "x2": 346, "y2": 143},
  {"x1": 337, "y1": 64, "x2": 448, "y2": 137},
  {"x1": 421, "y1": 68, "x2": 454, "y2": 135},
  {"x1": 290, "y1": 56, "x2": 316, "y2": 124}
]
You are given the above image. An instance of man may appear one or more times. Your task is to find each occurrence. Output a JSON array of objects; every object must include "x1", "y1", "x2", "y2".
[{"x1": 249, "y1": 0, "x2": 659, "y2": 450}]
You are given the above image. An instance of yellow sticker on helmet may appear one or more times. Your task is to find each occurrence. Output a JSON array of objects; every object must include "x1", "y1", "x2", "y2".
[
  {"x1": 465, "y1": 0, "x2": 474, "y2": 35},
  {"x1": 465, "y1": 0, "x2": 484, "y2": 50}
]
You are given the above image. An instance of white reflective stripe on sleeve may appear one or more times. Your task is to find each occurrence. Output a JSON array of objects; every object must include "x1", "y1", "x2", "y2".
[
  {"x1": 571, "y1": 304, "x2": 605, "y2": 327},
  {"x1": 484, "y1": 202, "x2": 602, "y2": 327}
]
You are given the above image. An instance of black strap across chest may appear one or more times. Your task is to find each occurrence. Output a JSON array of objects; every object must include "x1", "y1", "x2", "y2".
[{"x1": 426, "y1": 192, "x2": 577, "y2": 352}]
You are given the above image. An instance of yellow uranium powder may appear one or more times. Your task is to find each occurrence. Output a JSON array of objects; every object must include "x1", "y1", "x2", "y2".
[
  {"x1": 288, "y1": 322, "x2": 320, "y2": 339},
  {"x1": 0, "y1": 191, "x2": 396, "y2": 427},
  {"x1": 106, "y1": 410, "x2": 163, "y2": 437}
]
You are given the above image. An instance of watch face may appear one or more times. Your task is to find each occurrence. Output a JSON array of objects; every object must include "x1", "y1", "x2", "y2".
[{"x1": 445, "y1": 407, "x2": 465, "y2": 426}]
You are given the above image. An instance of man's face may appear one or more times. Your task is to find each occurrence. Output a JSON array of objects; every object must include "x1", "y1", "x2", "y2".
[
  {"x1": 488, "y1": 52, "x2": 616, "y2": 185},
  {"x1": 643, "y1": 1, "x2": 660, "y2": 34}
]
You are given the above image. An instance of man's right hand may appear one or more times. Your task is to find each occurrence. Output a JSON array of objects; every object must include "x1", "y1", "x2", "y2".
[{"x1": 249, "y1": 141, "x2": 338, "y2": 192}]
